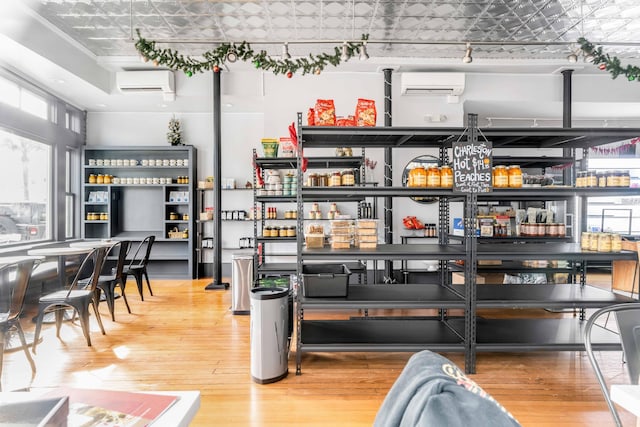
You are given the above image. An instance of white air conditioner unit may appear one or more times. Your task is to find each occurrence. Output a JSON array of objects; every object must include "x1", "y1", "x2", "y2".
[
  {"x1": 115, "y1": 70, "x2": 176, "y2": 101},
  {"x1": 400, "y1": 72, "x2": 465, "y2": 96}
]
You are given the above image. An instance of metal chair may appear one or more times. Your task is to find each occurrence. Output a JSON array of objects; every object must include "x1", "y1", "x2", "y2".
[
  {"x1": 0, "y1": 258, "x2": 38, "y2": 391},
  {"x1": 124, "y1": 235, "x2": 155, "y2": 300},
  {"x1": 583, "y1": 302, "x2": 640, "y2": 427},
  {"x1": 32, "y1": 247, "x2": 107, "y2": 353},
  {"x1": 93, "y1": 240, "x2": 132, "y2": 321}
]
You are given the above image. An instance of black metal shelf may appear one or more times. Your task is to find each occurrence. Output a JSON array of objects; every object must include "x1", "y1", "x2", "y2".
[
  {"x1": 299, "y1": 284, "x2": 464, "y2": 309},
  {"x1": 255, "y1": 196, "x2": 297, "y2": 203},
  {"x1": 492, "y1": 156, "x2": 575, "y2": 168},
  {"x1": 256, "y1": 236, "x2": 297, "y2": 243},
  {"x1": 300, "y1": 126, "x2": 640, "y2": 149},
  {"x1": 452, "y1": 284, "x2": 636, "y2": 309},
  {"x1": 255, "y1": 156, "x2": 364, "y2": 169},
  {"x1": 302, "y1": 243, "x2": 467, "y2": 261},
  {"x1": 299, "y1": 319, "x2": 465, "y2": 352}
]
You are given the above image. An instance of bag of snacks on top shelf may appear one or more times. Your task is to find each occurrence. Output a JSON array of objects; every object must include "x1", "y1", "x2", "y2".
[
  {"x1": 307, "y1": 108, "x2": 315, "y2": 126},
  {"x1": 336, "y1": 115, "x2": 356, "y2": 126},
  {"x1": 355, "y1": 98, "x2": 376, "y2": 126},
  {"x1": 314, "y1": 99, "x2": 336, "y2": 126}
]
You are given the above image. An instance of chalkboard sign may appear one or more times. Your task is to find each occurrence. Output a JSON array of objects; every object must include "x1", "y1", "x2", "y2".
[{"x1": 452, "y1": 140, "x2": 492, "y2": 193}]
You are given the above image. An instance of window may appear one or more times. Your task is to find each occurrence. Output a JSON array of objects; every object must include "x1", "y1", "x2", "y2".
[
  {"x1": 0, "y1": 129, "x2": 51, "y2": 245},
  {"x1": 0, "y1": 76, "x2": 19, "y2": 108},
  {"x1": 65, "y1": 148, "x2": 79, "y2": 239}
]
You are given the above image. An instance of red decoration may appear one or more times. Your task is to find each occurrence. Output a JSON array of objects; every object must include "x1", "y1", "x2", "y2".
[
  {"x1": 599, "y1": 63, "x2": 606, "y2": 70},
  {"x1": 590, "y1": 137, "x2": 640, "y2": 155},
  {"x1": 213, "y1": 65, "x2": 220, "y2": 73},
  {"x1": 286, "y1": 71, "x2": 293, "y2": 78}
]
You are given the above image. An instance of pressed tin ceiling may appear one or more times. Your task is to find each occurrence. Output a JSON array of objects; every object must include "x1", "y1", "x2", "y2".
[{"x1": 25, "y1": 0, "x2": 640, "y2": 61}]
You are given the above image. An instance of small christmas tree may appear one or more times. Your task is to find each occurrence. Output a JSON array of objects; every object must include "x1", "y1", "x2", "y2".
[{"x1": 167, "y1": 116, "x2": 182, "y2": 146}]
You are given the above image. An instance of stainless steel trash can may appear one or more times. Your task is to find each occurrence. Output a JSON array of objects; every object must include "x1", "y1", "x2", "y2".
[
  {"x1": 250, "y1": 286, "x2": 289, "y2": 384},
  {"x1": 231, "y1": 254, "x2": 253, "y2": 315}
]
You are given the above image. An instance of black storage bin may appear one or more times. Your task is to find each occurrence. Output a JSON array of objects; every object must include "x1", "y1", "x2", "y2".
[{"x1": 302, "y1": 264, "x2": 352, "y2": 297}]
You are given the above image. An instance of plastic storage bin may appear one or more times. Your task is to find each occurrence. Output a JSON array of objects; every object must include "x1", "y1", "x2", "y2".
[{"x1": 301, "y1": 264, "x2": 352, "y2": 297}]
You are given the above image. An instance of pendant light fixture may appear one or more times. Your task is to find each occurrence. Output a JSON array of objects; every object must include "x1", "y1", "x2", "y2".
[
  {"x1": 462, "y1": 43, "x2": 473, "y2": 63},
  {"x1": 282, "y1": 42, "x2": 291, "y2": 59}
]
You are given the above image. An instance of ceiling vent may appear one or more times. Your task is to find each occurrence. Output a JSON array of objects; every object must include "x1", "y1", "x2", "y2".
[
  {"x1": 115, "y1": 70, "x2": 175, "y2": 101},
  {"x1": 400, "y1": 72, "x2": 465, "y2": 96}
]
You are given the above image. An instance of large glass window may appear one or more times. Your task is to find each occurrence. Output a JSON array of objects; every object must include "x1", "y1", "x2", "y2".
[{"x1": 0, "y1": 129, "x2": 51, "y2": 244}]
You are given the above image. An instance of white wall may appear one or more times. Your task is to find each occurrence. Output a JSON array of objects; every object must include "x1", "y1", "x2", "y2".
[{"x1": 86, "y1": 68, "x2": 640, "y2": 266}]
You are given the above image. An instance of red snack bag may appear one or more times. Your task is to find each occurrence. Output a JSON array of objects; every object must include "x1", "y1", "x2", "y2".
[
  {"x1": 314, "y1": 99, "x2": 336, "y2": 126},
  {"x1": 336, "y1": 115, "x2": 356, "y2": 126},
  {"x1": 307, "y1": 108, "x2": 315, "y2": 126},
  {"x1": 355, "y1": 98, "x2": 376, "y2": 127}
]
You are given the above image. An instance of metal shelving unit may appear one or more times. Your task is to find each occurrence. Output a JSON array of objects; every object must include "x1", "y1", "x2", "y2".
[{"x1": 292, "y1": 113, "x2": 640, "y2": 375}]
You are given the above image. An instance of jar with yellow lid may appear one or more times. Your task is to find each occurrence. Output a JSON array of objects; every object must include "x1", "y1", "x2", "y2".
[
  {"x1": 426, "y1": 165, "x2": 440, "y2": 188},
  {"x1": 88, "y1": 174, "x2": 97, "y2": 184},
  {"x1": 96, "y1": 174, "x2": 104, "y2": 184},
  {"x1": 492, "y1": 166, "x2": 508, "y2": 188},
  {"x1": 440, "y1": 165, "x2": 453, "y2": 188},
  {"x1": 408, "y1": 164, "x2": 427, "y2": 187},
  {"x1": 507, "y1": 165, "x2": 523, "y2": 188}
]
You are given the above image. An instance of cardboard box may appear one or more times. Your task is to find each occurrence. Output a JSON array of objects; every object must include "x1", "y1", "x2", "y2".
[{"x1": 452, "y1": 272, "x2": 505, "y2": 285}]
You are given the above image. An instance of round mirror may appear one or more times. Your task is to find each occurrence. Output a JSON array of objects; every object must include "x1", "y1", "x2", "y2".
[{"x1": 402, "y1": 155, "x2": 440, "y2": 204}]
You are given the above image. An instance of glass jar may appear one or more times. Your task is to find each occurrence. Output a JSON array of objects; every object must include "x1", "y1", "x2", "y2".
[
  {"x1": 597, "y1": 233, "x2": 611, "y2": 252},
  {"x1": 557, "y1": 223, "x2": 566, "y2": 237},
  {"x1": 606, "y1": 171, "x2": 619, "y2": 187},
  {"x1": 589, "y1": 233, "x2": 600, "y2": 251},
  {"x1": 88, "y1": 174, "x2": 97, "y2": 184},
  {"x1": 96, "y1": 174, "x2": 104, "y2": 184},
  {"x1": 586, "y1": 171, "x2": 598, "y2": 188},
  {"x1": 611, "y1": 233, "x2": 622, "y2": 252},
  {"x1": 597, "y1": 172, "x2": 607, "y2": 188},
  {"x1": 507, "y1": 165, "x2": 523, "y2": 188},
  {"x1": 100, "y1": 212, "x2": 108, "y2": 221},
  {"x1": 408, "y1": 165, "x2": 427, "y2": 187},
  {"x1": 546, "y1": 223, "x2": 558, "y2": 237},
  {"x1": 286, "y1": 226, "x2": 296, "y2": 237},
  {"x1": 581, "y1": 232, "x2": 591, "y2": 250},
  {"x1": 493, "y1": 166, "x2": 508, "y2": 188},
  {"x1": 307, "y1": 173, "x2": 319, "y2": 187},
  {"x1": 576, "y1": 171, "x2": 586, "y2": 188},
  {"x1": 426, "y1": 165, "x2": 440, "y2": 188},
  {"x1": 279, "y1": 226, "x2": 288, "y2": 237},
  {"x1": 620, "y1": 170, "x2": 631, "y2": 187},
  {"x1": 319, "y1": 173, "x2": 329, "y2": 187},
  {"x1": 440, "y1": 165, "x2": 453, "y2": 188},
  {"x1": 341, "y1": 169, "x2": 355, "y2": 186},
  {"x1": 329, "y1": 171, "x2": 342, "y2": 187}
]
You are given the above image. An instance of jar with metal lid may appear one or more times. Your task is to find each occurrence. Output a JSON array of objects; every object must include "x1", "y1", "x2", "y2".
[
  {"x1": 318, "y1": 173, "x2": 329, "y2": 187},
  {"x1": 341, "y1": 169, "x2": 355, "y2": 186},
  {"x1": 279, "y1": 226, "x2": 288, "y2": 237},
  {"x1": 557, "y1": 223, "x2": 566, "y2": 237},
  {"x1": 576, "y1": 171, "x2": 586, "y2": 188},
  {"x1": 408, "y1": 164, "x2": 427, "y2": 187},
  {"x1": 329, "y1": 171, "x2": 342, "y2": 187},
  {"x1": 546, "y1": 223, "x2": 559, "y2": 237},
  {"x1": 589, "y1": 232, "x2": 600, "y2": 251},
  {"x1": 597, "y1": 233, "x2": 612, "y2": 252},
  {"x1": 492, "y1": 166, "x2": 508, "y2": 188},
  {"x1": 88, "y1": 174, "x2": 97, "y2": 184},
  {"x1": 536, "y1": 223, "x2": 546, "y2": 237},
  {"x1": 611, "y1": 233, "x2": 622, "y2": 252},
  {"x1": 307, "y1": 173, "x2": 319, "y2": 187},
  {"x1": 286, "y1": 226, "x2": 296, "y2": 237},
  {"x1": 426, "y1": 165, "x2": 440, "y2": 188},
  {"x1": 263, "y1": 226, "x2": 272, "y2": 237},
  {"x1": 100, "y1": 212, "x2": 108, "y2": 221},
  {"x1": 606, "y1": 171, "x2": 619, "y2": 187},
  {"x1": 507, "y1": 165, "x2": 523, "y2": 188},
  {"x1": 440, "y1": 165, "x2": 453, "y2": 188},
  {"x1": 581, "y1": 232, "x2": 592, "y2": 250},
  {"x1": 597, "y1": 172, "x2": 607, "y2": 188},
  {"x1": 96, "y1": 174, "x2": 104, "y2": 184},
  {"x1": 586, "y1": 171, "x2": 598, "y2": 188},
  {"x1": 620, "y1": 170, "x2": 631, "y2": 187}
]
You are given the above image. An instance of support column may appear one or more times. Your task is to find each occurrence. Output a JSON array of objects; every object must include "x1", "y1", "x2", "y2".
[{"x1": 205, "y1": 69, "x2": 229, "y2": 290}]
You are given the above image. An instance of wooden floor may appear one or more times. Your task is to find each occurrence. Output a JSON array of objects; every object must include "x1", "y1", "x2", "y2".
[{"x1": 3, "y1": 277, "x2": 636, "y2": 426}]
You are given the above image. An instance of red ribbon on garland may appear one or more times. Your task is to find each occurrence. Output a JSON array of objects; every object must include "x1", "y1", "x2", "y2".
[{"x1": 590, "y1": 136, "x2": 640, "y2": 155}]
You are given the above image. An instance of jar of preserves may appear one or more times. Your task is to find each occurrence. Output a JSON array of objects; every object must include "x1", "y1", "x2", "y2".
[
  {"x1": 589, "y1": 233, "x2": 600, "y2": 251},
  {"x1": 606, "y1": 171, "x2": 619, "y2": 187},
  {"x1": 440, "y1": 165, "x2": 453, "y2": 188},
  {"x1": 507, "y1": 165, "x2": 523, "y2": 188},
  {"x1": 576, "y1": 171, "x2": 586, "y2": 188},
  {"x1": 408, "y1": 164, "x2": 427, "y2": 187},
  {"x1": 492, "y1": 166, "x2": 508, "y2": 188},
  {"x1": 586, "y1": 171, "x2": 597, "y2": 188},
  {"x1": 307, "y1": 173, "x2": 319, "y2": 187},
  {"x1": 319, "y1": 173, "x2": 329, "y2": 187},
  {"x1": 88, "y1": 174, "x2": 97, "y2": 184},
  {"x1": 557, "y1": 223, "x2": 566, "y2": 237},
  {"x1": 426, "y1": 165, "x2": 440, "y2": 188},
  {"x1": 100, "y1": 212, "x2": 108, "y2": 221},
  {"x1": 286, "y1": 226, "x2": 296, "y2": 237},
  {"x1": 611, "y1": 233, "x2": 622, "y2": 252},
  {"x1": 597, "y1": 233, "x2": 611, "y2": 252},
  {"x1": 279, "y1": 226, "x2": 288, "y2": 237},
  {"x1": 620, "y1": 170, "x2": 631, "y2": 187},
  {"x1": 96, "y1": 174, "x2": 104, "y2": 184},
  {"x1": 581, "y1": 232, "x2": 592, "y2": 250},
  {"x1": 341, "y1": 169, "x2": 355, "y2": 186},
  {"x1": 546, "y1": 223, "x2": 558, "y2": 237},
  {"x1": 329, "y1": 171, "x2": 342, "y2": 187},
  {"x1": 597, "y1": 172, "x2": 607, "y2": 188}
]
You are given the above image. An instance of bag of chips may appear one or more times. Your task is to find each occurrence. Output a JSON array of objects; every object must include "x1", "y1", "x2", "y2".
[
  {"x1": 307, "y1": 108, "x2": 315, "y2": 126},
  {"x1": 355, "y1": 98, "x2": 376, "y2": 127},
  {"x1": 336, "y1": 115, "x2": 356, "y2": 126},
  {"x1": 314, "y1": 99, "x2": 336, "y2": 126}
]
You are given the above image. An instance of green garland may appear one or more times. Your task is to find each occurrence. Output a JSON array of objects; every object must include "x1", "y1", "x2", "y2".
[
  {"x1": 578, "y1": 37, "x2": 640, "y2": 81},
  {"x1": 135, "y1": 29, "x2": 369, "y2": 77}
]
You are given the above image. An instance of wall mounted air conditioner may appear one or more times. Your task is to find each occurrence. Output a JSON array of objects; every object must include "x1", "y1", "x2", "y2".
[
  {"x1": 400, "y1": 72, "x2": 465, "y2": 96},
  {"x1": 115, "y1": 70, "x2": 176, "y2": 101}
]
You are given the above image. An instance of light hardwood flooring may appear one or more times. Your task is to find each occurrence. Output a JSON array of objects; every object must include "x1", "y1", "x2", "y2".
[{"x1": 2, "y1": 277, "x2": 636, "y2": 426}]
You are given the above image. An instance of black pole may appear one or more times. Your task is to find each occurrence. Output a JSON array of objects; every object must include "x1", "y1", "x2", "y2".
[
  {"x1": 561, "y1": 69, "x2": 573, "y2": 188},
  {"x1": 205, "y1": 69, "x2": 229, "y2": 290},
  {"x1": 383, "y1": 68, "x2": 393, "y2": 281}
]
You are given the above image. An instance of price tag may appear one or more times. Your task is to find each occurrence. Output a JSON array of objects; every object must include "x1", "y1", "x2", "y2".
[{"x1": 452, "y1": 140, "x2": 492, "y2": 193}]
